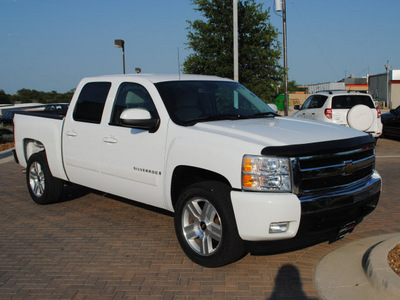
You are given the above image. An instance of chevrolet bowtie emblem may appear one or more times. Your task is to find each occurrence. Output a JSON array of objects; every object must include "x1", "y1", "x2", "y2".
[{"x1": 343, "y1": 160, "x2": 356, "y2": 175}]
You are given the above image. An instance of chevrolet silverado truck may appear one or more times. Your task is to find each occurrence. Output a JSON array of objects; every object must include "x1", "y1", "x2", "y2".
[{"x1": 13, "y1": 74, "x2": 382, "y2": 267}]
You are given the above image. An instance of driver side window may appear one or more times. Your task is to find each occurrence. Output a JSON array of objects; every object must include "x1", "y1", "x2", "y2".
[
  {"x1": 110, "y1": 82, "x2": 158, "y2": 126},
  {"x1": 302, "y1": 96, "x2": 313, "y2": 110}
]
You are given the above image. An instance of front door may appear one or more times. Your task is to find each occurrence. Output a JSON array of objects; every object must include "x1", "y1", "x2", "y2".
[{"x1": 98, "y1": 82, "x2": 167, "y2": 209}]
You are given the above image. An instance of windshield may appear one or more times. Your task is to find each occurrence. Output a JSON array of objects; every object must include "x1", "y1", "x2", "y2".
[{"x1": 155, "y1": 80, "x2": 276, "y2": 125}]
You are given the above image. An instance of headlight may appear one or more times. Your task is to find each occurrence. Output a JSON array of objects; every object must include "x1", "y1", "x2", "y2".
[{"x1": 242, "y1": 155, "x2": 292, "y2": 192}]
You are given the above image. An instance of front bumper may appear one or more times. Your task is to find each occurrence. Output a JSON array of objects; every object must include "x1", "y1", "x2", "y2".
[{"x1": 231, "y1": 171, "x2": 381, "y2": 242}]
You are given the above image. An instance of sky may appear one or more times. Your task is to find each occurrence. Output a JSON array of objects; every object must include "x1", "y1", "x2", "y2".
[{"x1": 1, "y1": 0, "x2": 399, "y2": 94}]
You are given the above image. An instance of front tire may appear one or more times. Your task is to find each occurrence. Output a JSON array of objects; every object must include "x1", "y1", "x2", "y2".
[
  {"x1": 174, "y1": 181, "x2": 246, "y2": 267},
  {"x1": 26, "y1": 151, "x2": 63, "y2": 205}
]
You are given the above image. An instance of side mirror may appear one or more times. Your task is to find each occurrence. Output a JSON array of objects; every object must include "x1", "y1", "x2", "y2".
[
  {"x1": 120, "y1": 108, "x2": 160, "y2": 133},
  {"x1": 268, "y1": 103, "x2": 278, "y2": 113},
  {"x1": 294, "y1": 105, "x2": 300, "y2": 110}
]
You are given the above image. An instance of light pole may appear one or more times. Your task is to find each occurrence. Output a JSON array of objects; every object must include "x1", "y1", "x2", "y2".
[
  {"x1": 385, "y1": 60, "x2": 391, "y2": 108},
  {"x1": 233, "y1": 0, "x2": 239, "y2": 82},
  {"x1": 275, "y1": 0, "x2": 288, "y2": 116},
  {"x1": 114, "y1": 39, "x2": 125, "y2": 74},
  {"x1": 282, "y1": 0, "x2": 288, "y2": 116}
]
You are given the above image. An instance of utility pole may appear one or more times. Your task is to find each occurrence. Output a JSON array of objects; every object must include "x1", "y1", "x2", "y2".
[
  {"x1": 275, "y1": 0, "x2": 288, "y2": 115},
  {"x1": 233, "y1": 0, "x2": 239, "y2": 82},
  {"x1": 114, "y1": 39, "x2": 126, "y2": 74},
  {"x1": 282, "y1": 0, "x2": 288, "y2": 116},
  {"x1": 385, "y1": 60, "x2": 391, "y2": 108}
]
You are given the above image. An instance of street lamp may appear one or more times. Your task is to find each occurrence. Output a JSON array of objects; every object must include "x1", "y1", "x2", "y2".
[
  {"x1": 233, "y1": 0, "x2": 239, "y2": 82},
  {"x1": 114, "y1": 39, "x2": 125, "y2": 74},
  {"x1": 275, "y1": 0, "x2": 288, "y2": 116},
  {"x1": 282, "y1": 0, "x2": 288, "y2": 116},
  {"x1": 385, "y1": 60, "x2": 391, "y2": 108}
]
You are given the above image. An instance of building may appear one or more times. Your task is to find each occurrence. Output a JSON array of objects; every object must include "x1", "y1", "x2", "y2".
[
  {"x1": 307, "y1": 82, "x2": 345, "y2": 94},
  {"x1": 345, "y1": 77, "x2": 368, "y2": 92},
  {"x1": 368, "y1": 70, "x2": 400, "y2": 109}
]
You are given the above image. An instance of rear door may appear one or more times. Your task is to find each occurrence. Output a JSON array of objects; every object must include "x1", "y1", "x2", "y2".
[{"x1": 63, "y1": 81, "x2": 112, "y2": 187}]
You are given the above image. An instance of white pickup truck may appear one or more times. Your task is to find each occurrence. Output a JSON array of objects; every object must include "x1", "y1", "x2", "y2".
[{"x1": 13, "y1": 74, "x2": 381, "y2": 267}]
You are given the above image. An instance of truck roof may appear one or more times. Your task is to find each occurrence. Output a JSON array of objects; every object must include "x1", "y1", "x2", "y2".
[{"x1": 82, "y1": 74, "x2": 232, "y2": 84}]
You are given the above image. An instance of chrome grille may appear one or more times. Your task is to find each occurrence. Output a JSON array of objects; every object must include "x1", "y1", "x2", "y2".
[{"x1": 293, "y1": 145, "x2": 375, "y2": 195}]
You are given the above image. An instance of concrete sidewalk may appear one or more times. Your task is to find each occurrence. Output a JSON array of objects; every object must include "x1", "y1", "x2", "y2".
[
  {"x1": 315, "y1": 233, "x2": 400, "y2": 300},
  {"x1": 0, "y1": 148, "x2": 14, "y2": 164}
]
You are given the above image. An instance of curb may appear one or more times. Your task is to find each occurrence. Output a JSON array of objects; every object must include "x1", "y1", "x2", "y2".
[
  {"x1": 0, "y1": 148, "x2": 14, "y2": 164},
  {"x1": 363, "y1": 234, "x2": 400, "y2": 298},
  {"x1": 315, "y1": 233, "x2": 400, "y2": 300}
]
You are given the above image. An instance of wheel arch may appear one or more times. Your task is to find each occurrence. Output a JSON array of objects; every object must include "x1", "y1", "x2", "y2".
[
  {"x1": 23, "y1": 138, "x2": 45, "y2": 165},
  {"x1": 170, "y1": 165, "x2": 231, "y2": 210},
  {"x1": 26, "y1": 150, "x2": 64, "y2": 204}
]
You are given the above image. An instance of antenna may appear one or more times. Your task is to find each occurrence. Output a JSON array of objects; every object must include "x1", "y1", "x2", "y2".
[{"x1": 177, "y1": 47, "x2": 181, "y2": 80}]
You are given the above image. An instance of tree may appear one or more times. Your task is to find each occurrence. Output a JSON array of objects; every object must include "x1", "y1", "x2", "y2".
[
  {"x1": 184, "y1": 0, "x2": 283, "y2": 101},
  {"x1": 278, "y1": 80, "x2": 306, "y2": 94},
  {"x1": 0, "y1": 90, "x2": 10, "y2": 104},
  {"x1": 13, "y1": 88, "x2": 73, "y2": 104}
]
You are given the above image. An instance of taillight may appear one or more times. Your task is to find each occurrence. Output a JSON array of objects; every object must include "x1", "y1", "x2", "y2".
[
  {"x1": 324, "y1": 108, "x2": 332, "y2": 119},
  {"x1": 376, "y1": 108, "x2": 381, "y2": 118}
]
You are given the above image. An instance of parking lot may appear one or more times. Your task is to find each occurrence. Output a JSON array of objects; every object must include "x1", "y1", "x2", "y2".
[{"x1": 0, "y1": 138, "x2": 399, "y2": 299}]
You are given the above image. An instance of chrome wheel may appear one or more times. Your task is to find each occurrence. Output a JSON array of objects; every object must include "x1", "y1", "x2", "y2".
[
  {"x1": 29, "y1": 161, "x2": 45, "y2": 197},
  {"x1": 181, "y1": 197, "x2": 222, "y2": 256}
]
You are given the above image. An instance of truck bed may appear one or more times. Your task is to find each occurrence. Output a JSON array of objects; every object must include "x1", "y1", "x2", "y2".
[
  {"x1": 15, "y1": 108, "x2": 68, "y2": 120},
  {"x1": 13, "y1": 111, "x2": 68, "y2": 181}
]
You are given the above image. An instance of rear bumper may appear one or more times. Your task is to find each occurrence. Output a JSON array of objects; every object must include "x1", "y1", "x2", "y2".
[{"x1": 231, "y1": 171, "x2": 381, "y2": 243}]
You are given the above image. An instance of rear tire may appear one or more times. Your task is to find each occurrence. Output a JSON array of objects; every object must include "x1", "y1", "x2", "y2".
[
  {"x1": 26, "y1": 151, "x2": 63, "y2": 205},
  {"x1": 174, "y1": 181, "x2": 246, "y2": 267}
]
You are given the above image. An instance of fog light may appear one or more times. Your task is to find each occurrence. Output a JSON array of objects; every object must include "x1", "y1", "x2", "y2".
[{"x1": 269, "y1": 222, "x2": 289, "y2": 233}]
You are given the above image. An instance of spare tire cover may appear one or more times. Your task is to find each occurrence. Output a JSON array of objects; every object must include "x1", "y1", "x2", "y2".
[{"x1": 347, "y1": 104, "x2": 374, "y2": 131}]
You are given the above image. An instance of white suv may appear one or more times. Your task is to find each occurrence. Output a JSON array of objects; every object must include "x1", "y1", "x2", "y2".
[{"x1": 293, "y1": 91, "x2": 383, "y2": 138}]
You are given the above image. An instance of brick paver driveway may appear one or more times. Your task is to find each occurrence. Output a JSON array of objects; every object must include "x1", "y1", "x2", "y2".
[{"x1": 0, "y1": 138, "x2": 399, "y2": 299}]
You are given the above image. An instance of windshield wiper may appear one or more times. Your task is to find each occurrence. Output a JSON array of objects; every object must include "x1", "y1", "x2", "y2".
[
  {"x1": 183, "y1": 111, "x2": 278, "y2": 126},
  {"x1": 183, "y1": 114, "x2": 250, "y2": 125},
  {"x1": 248, "y1": 112, "x2": 279, "y2": 118}
]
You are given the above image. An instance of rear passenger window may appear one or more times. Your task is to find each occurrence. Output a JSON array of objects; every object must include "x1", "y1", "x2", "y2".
[
  {"x1": 309, "y1": 95, "x2": 327, "y2": 108},
  {"x1": 332, "y1": 95, "x2": 374, "y2": 109},
  {"x1": 73, "y1": 82, "x2": 111, "y2": 123},
  {"x1": 315, "y1": 95, "x2": 328, "y2": 108}
]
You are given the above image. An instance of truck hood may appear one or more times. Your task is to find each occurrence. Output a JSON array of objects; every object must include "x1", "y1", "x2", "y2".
[{"x1": 193, "y1": 116, "x2": 366, "y2": 147}]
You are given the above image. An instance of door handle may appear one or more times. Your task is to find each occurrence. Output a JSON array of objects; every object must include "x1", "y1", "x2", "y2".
[
  {"x1": 66, "y1": 130, "x2": 77, "y2": 137},
  {"x1": 103, "y1": 136, "x2": 118, "y2": 144}
]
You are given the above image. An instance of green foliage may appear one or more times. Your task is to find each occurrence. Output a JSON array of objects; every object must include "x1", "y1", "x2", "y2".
[
  {"x1": 278, "y1": 80, "x2": 306, "y2": 94},
  {"x1": 184, "y1": 0, "x2": 283, "y2": 102},
  {"x1": 0, "y1": 89, "x2": 74, "y2": 104},
  {"x1": 0, "y1": 90, "x2": 10, "y2": 104}
]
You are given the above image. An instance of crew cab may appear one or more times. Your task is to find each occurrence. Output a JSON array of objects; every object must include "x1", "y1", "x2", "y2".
[{"x1": 13, "y1": 74, "x2": 381, "y2": 267}]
